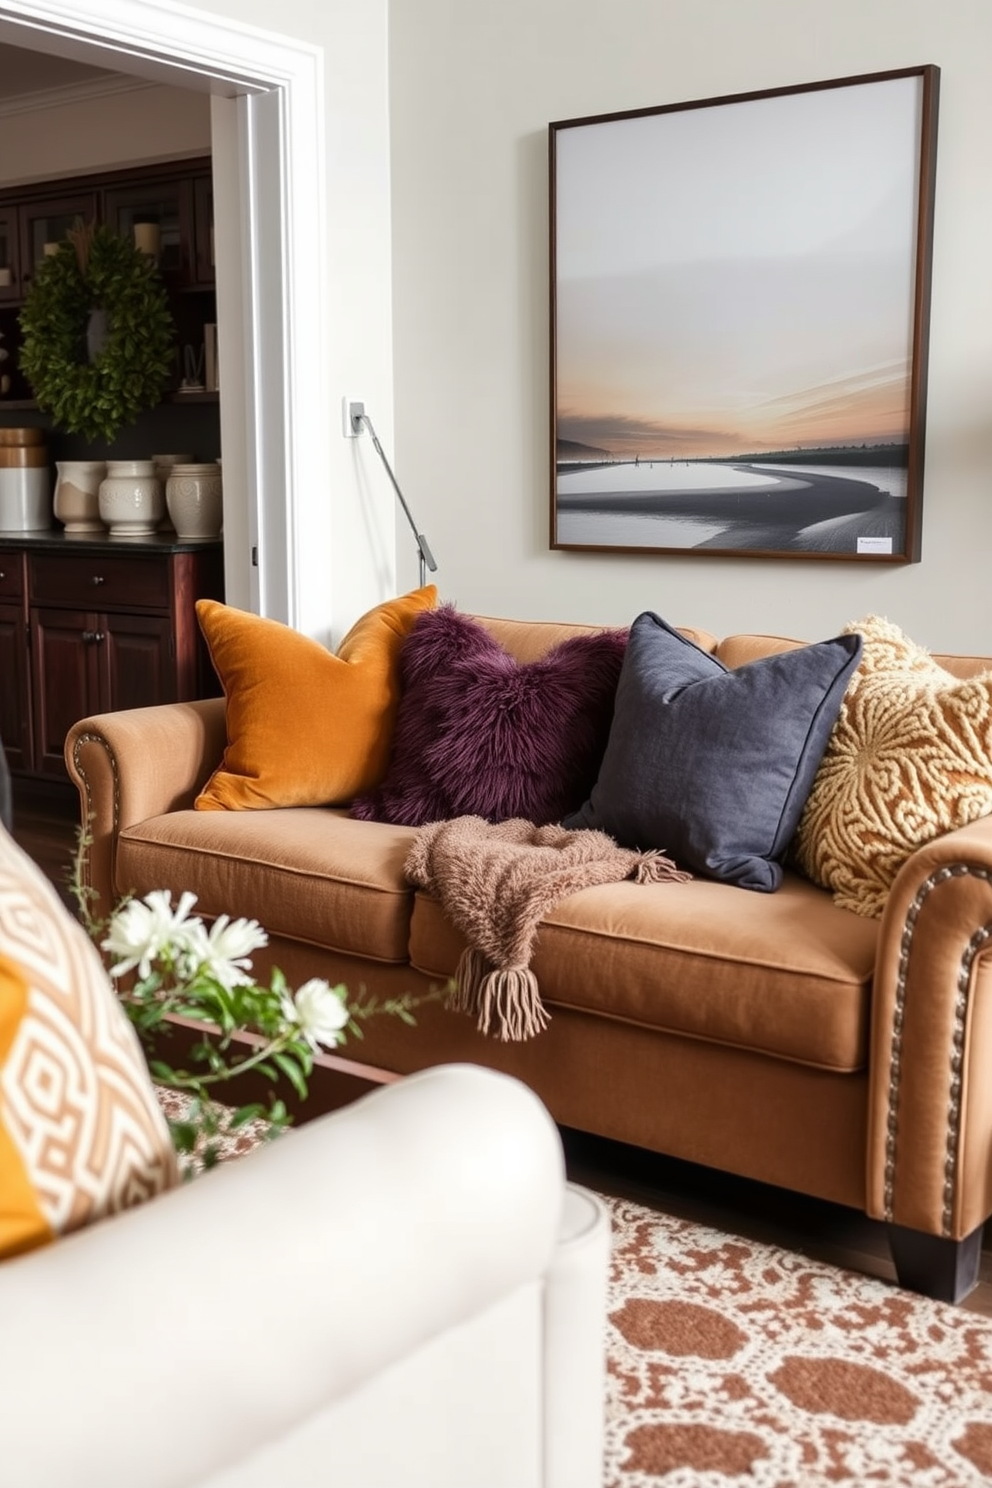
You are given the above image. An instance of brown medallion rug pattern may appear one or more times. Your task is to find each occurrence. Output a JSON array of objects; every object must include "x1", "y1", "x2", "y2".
[
  {"x1": 155, "y1": 1091, "x2": 992, "y2": 1486},
  {"x1": 605, "y1": 1195, "x2": 992, "y2": 1487}
]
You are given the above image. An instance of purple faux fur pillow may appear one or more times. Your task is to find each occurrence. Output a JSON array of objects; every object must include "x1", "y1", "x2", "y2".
[{"x1": 351, "y1": 605, "x2": 627, "y2": 826}]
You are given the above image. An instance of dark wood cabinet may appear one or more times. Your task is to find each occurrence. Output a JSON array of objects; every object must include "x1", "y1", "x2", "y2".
[
  {"x1": 103, "y1": 176, "x2": 210, "y2": 291},
  {"x1": 0, "y1": 206, "x2": 20, "y2": 305},
  {"x1": 0, "y1": 547, "x2": 30, "y2": 772},
  {"x1": 18, "y1": 190, "x2": 100, "y2": 297},
  {"x1": 0, "y1": 158, "x2": 214, "y2": 404},
  {"x1": 1, "y1": 533, "x2": 223, "y2": 783},
  {"x1": 192, "y1": 175, "x2": 215, "y2": 287},
  {"x1": 0, "y1": 191, "x2": 98, "y2": 304}
]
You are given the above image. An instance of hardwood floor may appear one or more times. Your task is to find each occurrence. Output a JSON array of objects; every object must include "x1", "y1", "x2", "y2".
[
  {"x1": 10, "y1": 779, "x2": 81, "y2": 911},
  {"x1": 11, "y1": 780, "x2": 992, "y2": 1316}
]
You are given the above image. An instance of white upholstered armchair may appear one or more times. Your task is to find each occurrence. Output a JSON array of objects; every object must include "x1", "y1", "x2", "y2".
[{"x1": 1, "y1": 1064, "x2": 609, "y2": 1488}]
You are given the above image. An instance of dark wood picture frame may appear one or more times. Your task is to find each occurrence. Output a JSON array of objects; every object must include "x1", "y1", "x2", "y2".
[{"x1": 549, "y1": 66, "x2": 939, "y2": 562}]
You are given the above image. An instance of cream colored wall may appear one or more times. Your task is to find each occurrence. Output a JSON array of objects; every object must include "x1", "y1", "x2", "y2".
[
  {"x1": 114, "y1": 0, "x2": 396, "y2": 641},
  {"x1": 389, "y1": 0, "x2": 992, "y2": 651},
  {"x1": 0, "y1": 83, "x2": 211, "y2": 186}
]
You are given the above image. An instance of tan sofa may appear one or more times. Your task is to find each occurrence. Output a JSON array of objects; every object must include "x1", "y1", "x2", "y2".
[{"x1": 65, "y1": 615, "x2": 992, "y2": 1303}]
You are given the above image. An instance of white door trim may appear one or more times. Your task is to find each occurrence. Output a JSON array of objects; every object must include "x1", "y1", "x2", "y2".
[{"x1": 0, "y1": 0, "x2": 326, "y2": 625}]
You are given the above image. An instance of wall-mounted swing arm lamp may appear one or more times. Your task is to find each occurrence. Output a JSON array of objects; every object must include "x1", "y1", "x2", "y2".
[{"x1": 345, "y1": 400, "x2": 438, "y2": 588}]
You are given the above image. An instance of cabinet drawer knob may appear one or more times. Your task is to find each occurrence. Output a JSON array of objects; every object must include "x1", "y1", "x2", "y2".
[
  {"x1": 91, "y1": 574, "x2": 105, "y2": 585},
  {"x1": 81, "y1": 630, "x2": 105, "y2": 644}
]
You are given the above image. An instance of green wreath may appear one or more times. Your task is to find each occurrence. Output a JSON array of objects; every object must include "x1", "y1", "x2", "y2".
[{"x1": 18, "y1": 220, "x2": 177, "y2": 443}]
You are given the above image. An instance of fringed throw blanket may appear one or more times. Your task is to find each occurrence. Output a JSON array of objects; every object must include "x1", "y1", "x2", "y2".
[{"x1": 405, "y1": 816, "x2": 690, "y2": 1042}]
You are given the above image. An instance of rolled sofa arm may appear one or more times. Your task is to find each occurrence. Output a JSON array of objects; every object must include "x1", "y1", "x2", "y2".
[
  {"x1": 0, "y1": 1065, "x2": 567, "y2": 1488},
  {"x1": 867, "y1": 813, "x2": 992, "y2": 1240},
  {"x1": 64, "y1": 698, "x2": 227, "y2": 916}
]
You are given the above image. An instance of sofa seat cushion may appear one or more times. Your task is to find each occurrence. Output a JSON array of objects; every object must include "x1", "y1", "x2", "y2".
[
  {"x1": 409, "y1": 871, "x2": 877, "y2": 1071},
  {"x1": 115, "y1": 809, "x2": 420, "y2": 963}
]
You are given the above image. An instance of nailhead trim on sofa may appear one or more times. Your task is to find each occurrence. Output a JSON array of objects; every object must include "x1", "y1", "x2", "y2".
[
  {"x1": 72, "y1": 731, "x2": 122, "y2": 835},
  {"x1": 884, "y1": 863, "x2": 992, "y2": 1233}
]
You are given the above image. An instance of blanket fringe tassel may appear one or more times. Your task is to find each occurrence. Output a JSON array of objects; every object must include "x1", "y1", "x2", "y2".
[
  {"x1": 452, "y1": 946, "x2": 550, "y2": 1042},
  {"x1": 635, "y1": 850, "x2": 692, "y2": 885}
]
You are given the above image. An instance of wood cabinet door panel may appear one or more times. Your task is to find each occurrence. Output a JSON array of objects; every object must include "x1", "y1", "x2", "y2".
[
  {"x1": 0, "y1": 601, "x2": 30, "y2": 772},
  {"x1": 104, "y1": 613, "x2": 175, "y2": 711},
  {"x1": 30, "y1": 607, "x2": 99, "y2": 779},
  {"x1": 103, "y1": 179, "x2": 193, "y2": 285},
  {"x1": 192, "y1": 174, "x2": 214, "y2": 286},
  {"x1": 0, "y1": 548, "x2": 24, "y2": 599},
  {"x1": 0, "y1": 206, "x2": 19, "y2": 301},
  {"x1": 18, "y1": 191, "x2": 99, "y2": 293}
]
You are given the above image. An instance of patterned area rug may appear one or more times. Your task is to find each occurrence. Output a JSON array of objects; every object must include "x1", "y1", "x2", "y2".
[
  {"x1": 154, "y1": 1091, "x2": 992, "y2": 1486},
  {"x1": 606, "y1": 1195, "x2": 992, "y2": 1487}
]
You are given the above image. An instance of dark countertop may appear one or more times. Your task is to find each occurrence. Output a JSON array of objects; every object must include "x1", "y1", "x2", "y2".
[{"x1": 0, "y1": 528, "x2": 222, "y2": 555}]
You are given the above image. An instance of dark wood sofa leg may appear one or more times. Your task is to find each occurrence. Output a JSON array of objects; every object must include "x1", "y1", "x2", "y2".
[{"x1": 887, "y1": 1223, "x2": 984, "y2": 1303}]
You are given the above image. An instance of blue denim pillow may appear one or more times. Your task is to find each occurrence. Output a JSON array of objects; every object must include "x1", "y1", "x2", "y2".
[{"x1": 563, "y1": 612, "x2": 863, "y2": 891}]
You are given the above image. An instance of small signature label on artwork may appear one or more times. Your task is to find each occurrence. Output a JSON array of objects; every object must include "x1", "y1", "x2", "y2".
[{"x1": 857, "y1": 536, "x2": 893, "y2": 554}]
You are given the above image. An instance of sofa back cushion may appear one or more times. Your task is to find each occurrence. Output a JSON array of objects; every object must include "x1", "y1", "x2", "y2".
[
  {"x1": 716, "y1": 631, "x2": 992, "y2": 679},
  {"x1": 474, "y1": 614, "x2": 718, "y2": 664}
]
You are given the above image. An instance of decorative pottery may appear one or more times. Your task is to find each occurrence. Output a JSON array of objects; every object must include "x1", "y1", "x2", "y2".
[
  {"x1": 53, "y1": 460, "x2": 107, "y2": 532},
  {"x1": 0, "y1": 428, "x2": 50, "y2": 531},
  {"x1": 165, "y1": 462, "x2": 223, "y2": 541},
  {"x1": 152, "y1": 453, "x2": 195, "y2": 532},
  {"x1": 98, "y1": 459, "x2": 163, "y2": 536},
  {"x1": 152, "y1": 452, "x2": 195, "y2": 485}
]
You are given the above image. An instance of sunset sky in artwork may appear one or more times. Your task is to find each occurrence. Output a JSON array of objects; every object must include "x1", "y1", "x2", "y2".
[{"x1": 554, "y1": 75, "x2": 922, "y2": 459}]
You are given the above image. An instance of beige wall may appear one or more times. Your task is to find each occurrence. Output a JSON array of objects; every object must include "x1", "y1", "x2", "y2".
[
  {"x1": 389, "y1": 0, "x2": 992, "y2": 650},
  {"x1": 0, "y1": 82, "x2": 211, "y2": 187},
  {"x1": 5, "y1": 1, "x2": 990, "y2": 648}
]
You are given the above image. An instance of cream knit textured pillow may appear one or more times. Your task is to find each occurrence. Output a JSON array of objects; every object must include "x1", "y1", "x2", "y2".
[{"x1": 793, "y1": 615, "x2": 992, "y2": 918}]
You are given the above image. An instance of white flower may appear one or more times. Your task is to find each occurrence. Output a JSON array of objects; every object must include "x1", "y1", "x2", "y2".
[
  {"x1": 192, "y1": 914, "x2": 268, "y2": 991},
  {"x1": 102, "y1": 889, "x2": 200, "y2": 979},
  {"x1": 283, "y1": 978, "x2": 350, "y2": 1051}
]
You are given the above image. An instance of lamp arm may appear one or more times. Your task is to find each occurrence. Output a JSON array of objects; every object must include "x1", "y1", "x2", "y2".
[{"x1": 357, "y1": 412, "x2": 437, "y2": 587}]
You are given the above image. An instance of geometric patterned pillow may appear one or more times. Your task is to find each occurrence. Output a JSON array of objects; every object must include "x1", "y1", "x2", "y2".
[
  {"x1": 0, "y1": 822, "x2": 178, "y2": 1261},
  {"x1": 792, "y1": 614, "x2": 992, "y2": 918}
]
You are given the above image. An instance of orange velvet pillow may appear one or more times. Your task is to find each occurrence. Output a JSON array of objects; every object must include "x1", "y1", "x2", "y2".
[{"x1": 195, "y1": 586, "x2": 438, "y2": 810}]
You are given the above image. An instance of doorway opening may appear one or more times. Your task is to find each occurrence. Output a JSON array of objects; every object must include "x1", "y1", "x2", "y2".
[{"x1": 0, "y1": 0, "x2": 326, "y2": 625}]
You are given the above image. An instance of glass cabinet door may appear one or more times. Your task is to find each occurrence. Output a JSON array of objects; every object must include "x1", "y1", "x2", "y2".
[
  {"x1": 0, "y1": 208, "x2": 19, "y2": 301},
  {"x1": 104, "y1": 180, "x2": 194, "y2": 286},
  {"x1": 192, "y1": 174, "x2": 214, "y2": 286},
  {"x1": 18, "y1": 192, "x2": 99, "y2": 293}
]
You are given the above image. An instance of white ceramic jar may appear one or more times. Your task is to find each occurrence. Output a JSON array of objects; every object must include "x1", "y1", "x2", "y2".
[
  {"x1": 53, "y1": 460, "x2": 107, "y2": 532},
  {"x1": 0, "y1": 428, "x2": 50, "y2": 532},
  {"x1": 165, "y1": 462, "x2": 223, "y2": 541},
  {"x1": 97, "y1": 460, "x2": 163, "y2": 535},
  {"x1": 151, "y1": 452, "x2": 195, "y2": 532}
]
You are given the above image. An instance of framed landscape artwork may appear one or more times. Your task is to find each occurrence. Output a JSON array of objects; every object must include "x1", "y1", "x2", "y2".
[{"x1": 549, "y1": 66, "x2": 940, "y2": 562}]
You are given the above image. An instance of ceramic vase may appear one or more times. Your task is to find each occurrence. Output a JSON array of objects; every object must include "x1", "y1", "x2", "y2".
[
  {"x1": 53, "y1": 460, "x2": 107, "y2": 532},
  {"x1": 0, "y1": 428, "x2": 50, "y2": 531},
  {"x1": 165, "y1": 462, "x2": 223, "y2": 540},
  {"x1": 152, "y1": 453, "x2": 195, "y2": 532},
  {"x1": 98, "y1": 460, "x2": 163, "y2": 536}
]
